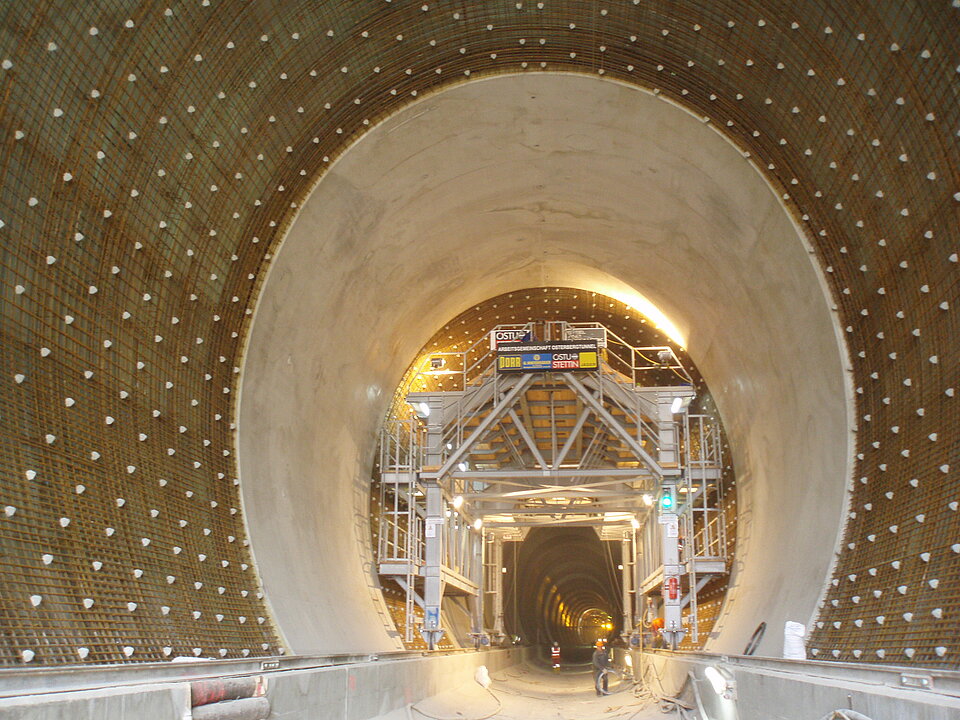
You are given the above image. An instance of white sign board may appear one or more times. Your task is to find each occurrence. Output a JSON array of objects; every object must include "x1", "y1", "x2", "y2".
[
  {"x1": 490, "y1": 328, "x2": 530, "y2": 350},
  {"x1": 425, "y1": 518, "x2": 442, "y2": 538},
  {"x1": 563, "y1": 326, "x2": 607, "y2": 348}
]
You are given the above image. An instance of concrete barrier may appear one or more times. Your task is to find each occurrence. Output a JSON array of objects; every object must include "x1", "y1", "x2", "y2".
[
  {"x1": 0, "y1": 648, "x2": 522, "y2": 720},
  {"x1": 627, "y1": 650, "x2": 960, "y2": 720},
  {"x1": 0, "y1": 683, "x2": 191, "y2": 720},
  {"x1": 267, "y1": 648, "x2": 522, "y2": 720}
]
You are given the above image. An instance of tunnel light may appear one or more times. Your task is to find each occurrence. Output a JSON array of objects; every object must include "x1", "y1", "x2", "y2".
[
  {"x1": 501, "y1": 567, "x2": 507, "y2": 574},
  {"x1": 631, "y1": 517, "x2": 641, "y2": 530},
  {"x1": 453, "y1": 495, "x2": 464, "y2": 509},
  {"x1": 457, "y1": 461, "x2": 469, "y2": 472},
  {"x1": 595, "y1": 286, "x2": 686, "y2": 347},
  {"x1": 617, "y1": 564, "x2": 623, "y2": 570},
  {"x1": 671, "y1": 397, "x2": 683, "y2": 414},
  {"x1": 473, "y1": 518, "x2": 483, "y2": 530},
  {"x1": 641, "y1": 493, "x2": 654, "y2": 507},
  {"x1": 413, "y1": 402, "x2": 430, "y2": 418},
  {"x1": 704, "y1": 666, "x2": 736, "y2": 700}
]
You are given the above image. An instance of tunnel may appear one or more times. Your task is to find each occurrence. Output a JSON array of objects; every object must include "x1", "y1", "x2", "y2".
[
  {"x1": 240, "y1": 73, "x2": 848, "y2": 658},
  {"x1": 0, "y1": 2, "x2": 957, "y2": 719},
  {"x1": 508, "y1": 527, "x2": 622, "y2": 647}
]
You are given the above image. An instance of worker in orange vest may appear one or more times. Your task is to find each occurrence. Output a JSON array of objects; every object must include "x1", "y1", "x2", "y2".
[{"x1": 651, "y1": 617, "x2": 666, "y2": 649}]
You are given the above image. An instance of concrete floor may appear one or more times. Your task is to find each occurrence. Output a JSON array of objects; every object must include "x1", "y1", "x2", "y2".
[{"x1": 398, "y1": 663, "x2": 665, "y2": 720}]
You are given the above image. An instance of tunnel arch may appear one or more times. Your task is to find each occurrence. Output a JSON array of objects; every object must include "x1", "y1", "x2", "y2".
[{"x1": 238, "y1": 72, "x2": 852, "y2": 657}]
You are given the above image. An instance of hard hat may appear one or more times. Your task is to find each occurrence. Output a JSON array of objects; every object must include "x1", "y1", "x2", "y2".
[{"x1": 652, "y1": 617, "x2": 665, "y2": 630}]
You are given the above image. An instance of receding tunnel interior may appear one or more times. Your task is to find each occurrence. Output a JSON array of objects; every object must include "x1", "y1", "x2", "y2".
[{"x1": 509, "y1": 528, "x2": 620, "y2": 647}]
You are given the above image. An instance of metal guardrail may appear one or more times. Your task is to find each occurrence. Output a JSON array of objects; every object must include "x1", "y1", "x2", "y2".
[{"x1": 638, "y1": 648, "x2": 960, "y2": 699}]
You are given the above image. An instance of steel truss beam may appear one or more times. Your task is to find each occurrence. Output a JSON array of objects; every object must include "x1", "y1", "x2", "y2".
[
  {"x1": 561, "y1": 373, "x2": 666, "y2": 475},
  {"x1": 422, "y1": 373, "x2": 535, "y2": 480}
]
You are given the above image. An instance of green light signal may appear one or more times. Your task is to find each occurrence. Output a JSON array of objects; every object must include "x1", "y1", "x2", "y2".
[{"x1": 660, "y1": 489, "x2": 675, "y2": 510}]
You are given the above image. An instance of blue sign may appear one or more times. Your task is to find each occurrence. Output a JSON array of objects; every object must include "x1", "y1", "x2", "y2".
[{"x1": 496, "y1": 341, "x2": 599, "y2": 373}]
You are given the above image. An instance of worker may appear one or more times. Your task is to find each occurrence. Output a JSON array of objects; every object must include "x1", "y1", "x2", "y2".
[
  {"x1": 550, "y1": 641, "x2": 560, "y2": 670},
  {"x1": 591, "y1": 640, "x2": 611, "y2": 695},
  {"x1": 651, "y1": 616, "x2": 666, "y2": 649}
]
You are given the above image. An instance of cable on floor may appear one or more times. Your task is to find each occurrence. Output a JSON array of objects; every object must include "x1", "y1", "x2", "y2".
[{"x1": 633, "y1": 658, "x2": 696, "y2": 718}]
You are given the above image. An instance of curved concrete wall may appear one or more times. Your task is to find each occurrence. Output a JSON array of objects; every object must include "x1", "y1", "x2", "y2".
[{"x1": 239, "y1": 74, "x2": 851, "y2": 656}]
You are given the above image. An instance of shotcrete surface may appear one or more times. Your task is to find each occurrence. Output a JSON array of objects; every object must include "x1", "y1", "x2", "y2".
[{"x1": 239, "y1": 73, "x2": 851, "y2": 656}]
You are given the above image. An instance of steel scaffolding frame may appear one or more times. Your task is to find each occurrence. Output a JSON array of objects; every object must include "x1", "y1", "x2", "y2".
[{"x1": 374, "y1": 322, "x2": 727, "y2": 649}]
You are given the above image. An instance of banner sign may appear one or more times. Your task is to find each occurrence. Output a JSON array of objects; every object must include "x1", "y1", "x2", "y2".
[
  {"x1": 490, "y1": 328, "x2": 532, "y2": 350},
  {"x1": 563, "y1": 326, "x2": 608, "y2": 348},
  {"x1": 496, "y1": 341, "x2": 599, "y2": 373}
]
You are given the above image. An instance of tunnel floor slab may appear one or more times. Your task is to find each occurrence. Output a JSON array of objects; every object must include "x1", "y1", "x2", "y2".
[{"x1": 394, "y1": 662, "x2": 664, "y2": 720}]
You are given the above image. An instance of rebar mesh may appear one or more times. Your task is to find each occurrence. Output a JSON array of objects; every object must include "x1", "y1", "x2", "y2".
[{"x1": 0, "y1": 0, "x2": 956, "y2": 666}]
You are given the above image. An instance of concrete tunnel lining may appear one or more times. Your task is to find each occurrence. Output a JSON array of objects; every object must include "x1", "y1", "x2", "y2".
[{"x1": 237, "y1": 73, "x2": 853, "y2": 656}]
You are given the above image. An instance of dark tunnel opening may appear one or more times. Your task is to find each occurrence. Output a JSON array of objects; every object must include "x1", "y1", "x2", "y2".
[{"x1": 504, "y1": 528, "x2": 622, "y2": 660}]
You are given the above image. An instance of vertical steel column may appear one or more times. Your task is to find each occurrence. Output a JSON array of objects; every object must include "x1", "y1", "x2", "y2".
[
  {"x1": 417, "y1": 395, "x2": 448, "y2": 649},
  {"x1": 420, "y1": 481, "x2": 446, "y2": 649},
  {"x1": 422, "y1": 396, "x2": 446, "y2": 469},
  {"x1": 621, "y1": 534, "x2": 633, "y2": 639},
  {"x1": 490, "y1": 535, "x2": 505, "y2": 640},
  {"x1": 657, "y1": 391, "x2": 680, "y2": 468},
  {"x1": 634, "y1": 523, "x2": 643, "y2": 633},
  {"x1": 659, "y1": 480, "x2": 684, "y2": 648},
  {"x1": 469, "y1": 526, "x2": 485, "y2": 639},
  {"x1": 656, "y1": 393, "x2": 685, "y2": 648}
]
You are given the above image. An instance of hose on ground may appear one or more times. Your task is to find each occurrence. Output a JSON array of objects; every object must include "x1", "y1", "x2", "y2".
[
  {"x1": 596, "y1": 666, "x2": 631, "y2": 695},
  {"x1": 633, "y1": 658, "x2": 696, "y2": 718}
]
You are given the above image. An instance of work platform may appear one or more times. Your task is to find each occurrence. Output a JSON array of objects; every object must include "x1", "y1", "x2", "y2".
[{"x1": 373, "y1": 321, "x2": 730, "y2": 649}]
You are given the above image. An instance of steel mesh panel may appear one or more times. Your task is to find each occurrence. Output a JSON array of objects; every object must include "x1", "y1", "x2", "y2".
[{"x1": 0, "y1": 0, "x2": 954, "y2": 666}]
